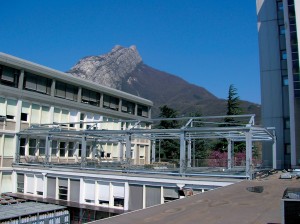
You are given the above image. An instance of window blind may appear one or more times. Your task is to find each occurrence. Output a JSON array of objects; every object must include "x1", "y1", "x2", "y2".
[
  {"x1": 98, "y1": 181, "x2": 110, "y2": 201},
  {"x1": 113, "y1": 183, "x2": 125, "y2": 198},
  {"x1": 41, "y1": 106, "x2": 50, "y2": 124},
  {"x1": 6, "y1": 99, "x2": 17, "y2": 116},
  {"x1": 0, "y1": 97, "x2": 6, "y2": 116},
  {"x1": 26, "y1": 174, "x2": 34, "y2": 194},
  {"x1": 1, "y1": 173, "x2": 12, "y2": 193},
  {"x1": 21, "y1": 102, "x2": 30, "y2": 113},
  {"x1": 36, "y1": 175, "x2": 43, "y2": 192},
  {"x1": 85, "y1": 180, "x2": 95, "y2": 200},
  {"x1": 31, "y1": 104, "x2": 40, "y2": 124},
  {"x1": 4, "y1": 135, "x2": 14, "y2": 157}
]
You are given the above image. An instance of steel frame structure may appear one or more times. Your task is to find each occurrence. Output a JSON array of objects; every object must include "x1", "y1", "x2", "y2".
[{"x1": 15, "y1": 114, "x2": 276, "y2": 179}]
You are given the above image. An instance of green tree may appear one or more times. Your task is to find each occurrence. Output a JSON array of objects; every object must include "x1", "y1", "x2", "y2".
[
  {"x1": 157, "y1": 105, "x2": 180, "y2": 160},
  {"x1": 225, "y1": 84, "x2": 242, "y2": 125},
  {"x1": 215, "y1": 84, "x2": 244, "y2": 152}
]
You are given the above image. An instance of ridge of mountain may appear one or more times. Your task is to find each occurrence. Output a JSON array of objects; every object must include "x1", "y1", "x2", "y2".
[{"x1": 67, "y1": 46, "x2": 260, "y2": 121}]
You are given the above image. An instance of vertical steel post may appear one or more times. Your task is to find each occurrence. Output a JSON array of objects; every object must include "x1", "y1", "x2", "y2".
[{"x1": 180, "y1": 132, "x2": 186, "y2": 175}]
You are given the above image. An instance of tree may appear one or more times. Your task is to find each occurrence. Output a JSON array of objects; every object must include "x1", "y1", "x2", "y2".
[
  {"x1": 156, "y1": 105, "x2": 180, "y2": 160},
  {"x1": 215, "y1": 84, "x2": 244, "y2": 152},
  {"x1": 225, "y1": 84, "x2": 242, "y2": 125}
]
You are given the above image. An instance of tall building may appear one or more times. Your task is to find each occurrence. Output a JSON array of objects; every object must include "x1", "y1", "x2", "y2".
[{"x1": 257, "y1": 0, "x2": 300, "y2": 168}]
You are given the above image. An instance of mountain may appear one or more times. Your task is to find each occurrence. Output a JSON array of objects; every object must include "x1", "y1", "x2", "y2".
[{"x1": 68, "y1": 45, "x2": 260, "y2": 122}]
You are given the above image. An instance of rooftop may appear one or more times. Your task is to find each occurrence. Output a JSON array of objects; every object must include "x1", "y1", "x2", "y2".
[{"x1": 93, "y1": 172, "x2": 299, "y2": 224}]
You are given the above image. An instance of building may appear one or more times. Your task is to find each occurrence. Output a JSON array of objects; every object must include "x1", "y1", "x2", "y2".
[
  {"x1": 0, "y1": 53, "x2": 237, "y2": 223},
  {"x1": 0, "y1": 52, "x2": 153, "y2": 194},
  {"x1": 256, "y1": 0, "x2": 300, "y2": 168}
]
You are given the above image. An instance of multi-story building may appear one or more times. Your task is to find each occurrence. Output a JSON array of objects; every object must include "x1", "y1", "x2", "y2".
[
  {"x1": 256, "y1": 0, "x2": 300, "y2": 168},
  {"x1": 0, "y1": 52, "x2": 153, "y2": 194},
  {"x1": 0, "y1": 53, "x2": 238, "y2": 222}
]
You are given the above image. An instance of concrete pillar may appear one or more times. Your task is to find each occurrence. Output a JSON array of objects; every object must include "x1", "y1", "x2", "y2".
[
  {"x1": 125, "y1": 134, "x2": 131, "y2": 163},
  {"x1": 180, "y1": 132, "x2": 186, "y2": 175},
  {"x1": 92, "y1": 141, "x2": 97, "y2": 159},
  {"x1": 51, "y1": 79, "x2": 56, "y2": 97},
  {"x1": 81, "y1": 136, "x2": 87, "y2": 167},
  {"x1": 151, "y1": 140, "x2": 156, "y2": 163},
  {"x1": 187, "y1": 139, "x2": 191, "y2": 168},
  {"x1": 124, "y1": 182, "x2": 129, "y2": 210},
  {"x1": 18, "y1": 69, "x2": 24, "y2": 90},
  {"x1": 100, "y1": 93, "x2": 103, "y2": 108},
  {"x1": 42, "y1": 172, "x2": 47, "y2": 199},
  {"x1": 77, "y1": 87, "x2": 82, "y2": 103},
  {"x1": 118, "y1": 99, "x2": 122, "y2": 112},
  {"x1": 227, "y1": 139, "x2": 232, "y2": 169},
  {"x1": 119, "y1": 141, "x2": 123, "y2": 161},
  {"x1": 193, "y1": 140, "x2": 196, "y2": 167},
  {"x1": 45, "y1": 135, "x2": 51, "y2": 164},
  {"x1": 245, "y1": 131, "x2": 253, "y2": 179},
  {"x1": 14, "y1": 135, "x2": 20, "y2": 163},
  {"x1": 158, "y1": 140, "x2": 161, "y2": 162}
]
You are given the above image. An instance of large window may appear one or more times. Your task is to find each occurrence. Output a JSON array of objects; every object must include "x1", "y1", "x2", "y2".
[
  {"x1": 137, "y1": 105, "x2": 149, "y2": 117},
  {"x1": 121, "y1": 100, "x2": 135, "y2": 114},
  {"x1": 19, "y1": 138, "x2": 26, "y2": 156},
  {"x1": 23, "y1": 72, "x2": 51, "y2": 95},
  {"x1": 59, "y1": 142, "x2": 66, "y2": 157},
  {"x1": 103, "y1": 95, "x2": 119, "y2": 110},
  {"x1": 0, "y1": 65, "x2": 19, "y2": 88},
  {"x1": 82, "y1": 88, "x2": 100, "y2": 106},
  {"x1": 55, "y1": 81, "x2": 78, "y2": 101},
  {"x1": 29, "y1": 139, "x2": 37, "y2": 156}
]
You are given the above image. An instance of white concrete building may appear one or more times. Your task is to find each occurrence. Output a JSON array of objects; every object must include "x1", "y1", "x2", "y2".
[
  {"x1": 0, "y1": 52, "x2": 153, "y2": 194},
  {"x1": 257, "y1": 0, "x2": 300, "y2": 168}
]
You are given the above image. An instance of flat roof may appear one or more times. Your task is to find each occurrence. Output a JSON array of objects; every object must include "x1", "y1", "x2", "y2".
[
  {"x1": 92, "y1": 172, "x2": 299, "y2": 224},
  {"x1": 0, "y1": 201, "x2": 66, "y2": 220},
  {"x1": 0, "y1": 52, "x2": 153, "y2": 106}
]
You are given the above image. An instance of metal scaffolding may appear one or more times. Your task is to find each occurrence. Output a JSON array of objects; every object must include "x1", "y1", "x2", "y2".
[{"x1": 15, "y1": 114, "x2": 276, "y2": 179}]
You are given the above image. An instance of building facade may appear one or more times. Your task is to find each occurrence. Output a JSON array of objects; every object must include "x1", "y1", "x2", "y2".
[
  {"x1": 0, "y1": 52, "x2": 153, "y2": 194},
  {"x1": 257, "y1": 0, "x2": 300, "y2": 168}
]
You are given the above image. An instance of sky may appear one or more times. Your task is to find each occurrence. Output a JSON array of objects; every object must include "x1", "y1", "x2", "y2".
[{"x1": 0, "y1": 0, "x2": 260, "y2": 103}]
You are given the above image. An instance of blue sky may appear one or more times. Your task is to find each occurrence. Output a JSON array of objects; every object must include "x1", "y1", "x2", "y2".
[{"x1": 0, "y1": 0, "x2": 260, "y2": 103}]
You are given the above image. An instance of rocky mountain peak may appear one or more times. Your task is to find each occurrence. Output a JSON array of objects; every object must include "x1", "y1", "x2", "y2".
[{"x1": 67, "y1": 45, "x2": 142, "y2": 89}]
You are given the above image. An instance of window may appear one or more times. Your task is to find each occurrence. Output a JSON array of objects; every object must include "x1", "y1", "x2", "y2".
[
  {"x1": 68, "y1": 142, "x2": 74, "y2": 157},
  {"x1": 283, "y1": 76, "x2": 289, "y2": 86},
  {"x1": 41, "y1": 106, "x2": 50, "y2": 124},
  {"x1": 55, "y1": 81, "x2": 78, "y2": 101},
  {"x1": 121, "y1": 100, "x2": 135, "y2": 114},
  {"x1": 137, "y1": 105, "x2": 149, "y2": 117},
  {"x1": 284, "y1": 118, "x2": 290, "y2": 129},
  {"x1": 21, "y1": 113, "x2": 28, "y2": 121},
  {"x1": 51, "y1": 140, "x2": 58, "y2": 156},
  {"x1": 17, "y1": 174, "x2": 24, "y2": 193},
  {"x1": 23, "y1": 72, "x2": 51, "y2": 95},
  {"x1": 114, "y1": 198, "x2": 124, "y2": 207},
  {"x1": 0, "y1": 65, "x2": 19, "y2": 88},
  {"x1": 103, "y1": 95, "x2": 119, "y2": 110},
  {"x1": 58, "y1": 178, "x2": 68, "y2": 200},
  {"x1": 39, "y1": 139, "x2": 46, "y2": 156},
  {"x1": 86, "y1": 145, "x2": 91, "y2": 158},
  {"x1": 80, "y1": 113, "x2": 85, "y2": 129},
  {"x1": 29, "y1": 139, "x2": 36, "y2": 156},
  {"x1": 285, "y1": 144, "x2": 291, "y2": 155},
  {"x1": 19, "y1": 138, "x2": 26, "y2": 156},
  {"x1": 30, "y1": 104, "x2": 40, "y2": 124},
  {"x1": 82, "y1": 88, "x2": 100, "y2": 106},
  {"x1": 59, "y1": 142, "x2": 66, "y2": 157},
  {"x1": 281, "y1": 50, "x2": 287, "y2": 60},
  {"x1": 21, "y1": 102, "x2": 30, "y2": 122},
  {"x1": 279, "y1": 25, "x2": 286, "y2": 35},
  {"x1": 78, "y1": 144, "x2": 82, "y2": 157},
  {"x1": 6, "y1": 99, "x2": 17, "y2": 120}
]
